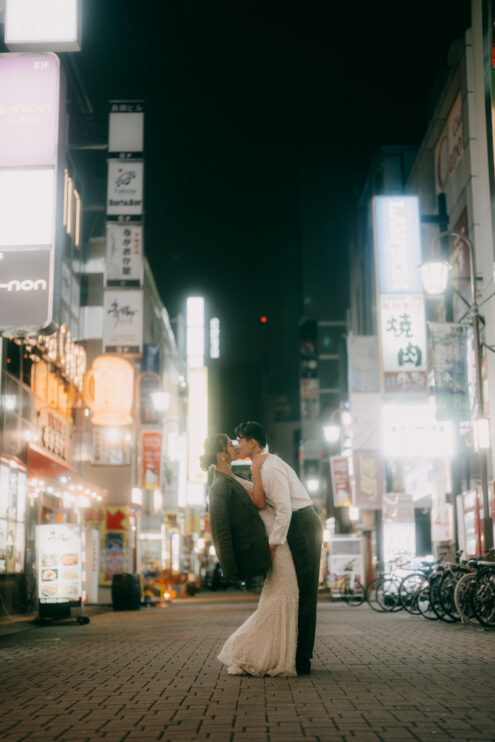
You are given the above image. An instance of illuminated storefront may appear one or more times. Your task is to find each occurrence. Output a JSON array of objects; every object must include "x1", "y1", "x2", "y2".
[{"x1": 0, "y1": 326, "x2": 106, "y2": 611}]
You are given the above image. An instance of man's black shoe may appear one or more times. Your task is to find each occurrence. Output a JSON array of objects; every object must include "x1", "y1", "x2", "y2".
[{"x1": 296, "y1": 659, "x2": 311, "y2": 675}]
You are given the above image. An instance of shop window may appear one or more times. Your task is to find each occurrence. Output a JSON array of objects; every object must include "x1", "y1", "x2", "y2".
[{"x1": 0, "y1": 462, "x2": 27, "y2": 575}]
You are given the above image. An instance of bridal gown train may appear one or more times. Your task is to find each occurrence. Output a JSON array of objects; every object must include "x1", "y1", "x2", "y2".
[{"x1": 217, "y1": 506, "x2": 299, "y2": 677}]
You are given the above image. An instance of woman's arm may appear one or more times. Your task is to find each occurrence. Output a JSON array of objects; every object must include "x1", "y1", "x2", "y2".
[{"x1": 250, "y1": 453, "x2": 268, "y2": 509}]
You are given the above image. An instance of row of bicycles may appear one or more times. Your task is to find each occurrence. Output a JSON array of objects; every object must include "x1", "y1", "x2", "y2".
[{"x1": 337, "y1": 550, "x2": 495, "y2": 627}]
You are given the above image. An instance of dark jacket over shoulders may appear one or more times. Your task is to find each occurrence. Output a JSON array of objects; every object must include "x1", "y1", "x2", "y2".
[{"x1": 208, "y1": 470, "x2": 271, "y2": 581}]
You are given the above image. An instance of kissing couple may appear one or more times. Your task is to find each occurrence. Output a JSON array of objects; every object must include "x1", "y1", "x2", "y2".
[{"x1": 200, "y1": 420, "x2": 323, "y2": 676}]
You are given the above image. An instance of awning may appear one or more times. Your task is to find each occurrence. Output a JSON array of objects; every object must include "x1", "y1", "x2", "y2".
[
  {"x1": 28, "y1": 443, "x2": 76, "y2": 479},
  {"x1": 27, "y1": 443, "x2": 106, "y2": 500}
]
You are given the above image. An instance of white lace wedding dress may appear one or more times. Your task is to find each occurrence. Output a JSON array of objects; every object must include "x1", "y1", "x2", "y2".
[{"x1": 217, "y1": 504, "x2": 299, "y2": 677}]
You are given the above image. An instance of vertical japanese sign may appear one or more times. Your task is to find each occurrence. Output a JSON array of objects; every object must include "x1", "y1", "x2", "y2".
[
  {"x1": 104, "y1": 100, "x2": 145, "y2": 356},
  {"x1": 300, "y1": 319, "x2": 319, "y2": 419},
  {"x1": 379, "y1": 294, "x2": 427, "y2": 394},
  {"x1": 428, "y1": 322, "x2": 469, "y2": 421},
  {"x1": 353, "y1": 451, "x2": 383, "y2": 509},
  {"x1": 141, "y1": 431, "x2": 162, "y2": 490},
  {"x1": 106, "y1": 160, "x2": 144, "y2": 216},
  {"x1": 330, "y1": 457, "x2": 352, "y2": 507},
  {"x1": 108, "y1": 100, "x2": 144, "y2": 153},
  {"x1": 105, "y1": 224, "x2": 143, "y2": 287},
  {"x1": 373, "y1": 196, "x2": 423, "y2": 295},
  {"x1": 373, "y1": 195, "x2": 427, "y2": 396},
  {"x1": 103, "y1": 289, "x2": 143, "y2": 354},
  {"x1": 0, "y1": 53, "x2": 60, "y2": 330}
]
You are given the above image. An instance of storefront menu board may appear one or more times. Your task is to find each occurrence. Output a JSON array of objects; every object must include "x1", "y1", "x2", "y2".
[{"x1": 37, "y1": 524, "x2": 82, "y2": 604}]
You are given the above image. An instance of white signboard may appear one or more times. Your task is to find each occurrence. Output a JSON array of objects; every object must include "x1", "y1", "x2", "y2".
[
  {"x1": 5, "y1": 0, "x2": 81, "y2": 52},
  {"x1": 107, "y1": 160, "x2": 144, "y2": 216},
  {"x1": 347, "y1": 334, "x2": 380, "y2": 393},
  {"x1": 109, "y1": 101, "x2": 144, "y2": 153},
  {"x1": 0, "y1": 53, "x2": 60, "y2": 168},
  {"x1": 103, "y1": 289, "x2": 143, "y2": 354},
  {"x1": 431, "y1": 500, "x2": 454, "y2": 542},
  {"x1": 373, "y1": 195, "x2": 423, "y2": 294},
  {"x1": 382, "y1": 402, "x2": 455, "y2": 459},
  {"x1": 37, "y1": 524, "x2": 82, "y2": 604},
  {"x1": 350, "y1": 393, "x2": 382, "y2": 451},
  {"x1": 0, "y1": 168, "x2": 55, "y2": 246},
  {"x1": 379, "y1": 294, "x2": 427, "y2": 394},
  {"x1": 105, "y1": 224, "x2": 143, "y2": 286}
]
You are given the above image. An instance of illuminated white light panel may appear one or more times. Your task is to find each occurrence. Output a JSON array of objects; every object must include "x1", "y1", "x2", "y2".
[
  {"x1": 186, "y1": 296, "x2": 204, "y2": 368},
  {"x1": 382, "y1": 402, "x2": 455, "y2": 458},
  {"x1": 5, "y1": 0, "x2": 78, "y2": 46},
  {"x1": 0, "y1": 168, "x2": 54, "y2": 246},
  {"x1": 210, "y1": 317, "x2": 220, "y2": 359}
]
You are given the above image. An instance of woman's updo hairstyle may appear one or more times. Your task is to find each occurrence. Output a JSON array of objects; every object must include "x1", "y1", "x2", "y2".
[{"x1": 199, "y1": 433, "x2": 230, "y2": 471}]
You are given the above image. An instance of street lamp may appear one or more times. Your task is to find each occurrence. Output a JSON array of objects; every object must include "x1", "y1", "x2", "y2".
[
  {"x1": 323, "y1": 408, "x2": 342, "y2": 445},
  {"x1": 323, "y1": 423, "x2": 340, "y2": 444},
  {"x1": 420, "y1": 230, "x2": 494, "y2": 550}
]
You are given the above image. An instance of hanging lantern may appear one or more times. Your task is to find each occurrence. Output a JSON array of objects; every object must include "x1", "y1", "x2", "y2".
[
  {"x1": 83, "y1": 355, "x2": 134, "y2": 426},
  {"x1": 419, "y1": 260, "x2": 451, "y2": 296}
]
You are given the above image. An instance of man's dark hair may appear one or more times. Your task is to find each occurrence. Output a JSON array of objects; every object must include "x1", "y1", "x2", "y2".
[{"x1": 235, "y1": 421, "x2": 267, "y2": 448}]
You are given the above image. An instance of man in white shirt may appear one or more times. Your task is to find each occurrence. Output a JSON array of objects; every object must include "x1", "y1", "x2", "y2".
[{"x1": 235, "y1": 420, "x2": 323, "y2": 675}]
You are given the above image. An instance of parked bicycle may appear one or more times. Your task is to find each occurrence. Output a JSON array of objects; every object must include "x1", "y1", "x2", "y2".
[{"x1": 327, "y1": 559, "x2": 366, "y2": 606}]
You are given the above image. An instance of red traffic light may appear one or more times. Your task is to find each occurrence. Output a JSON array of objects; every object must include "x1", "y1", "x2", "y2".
[{"x1": 260, "y1": 316, "x2": 268, "y2": 324}]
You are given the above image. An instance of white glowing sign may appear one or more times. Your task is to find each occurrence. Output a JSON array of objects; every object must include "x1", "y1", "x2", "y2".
[
  {"x1": 5, "y1": 0, "x2": 81, "y2": 52},
  {"x1": 0, "y1": 168, "x2": 55, "y2": 246},
  {"x1": 209, "y1": 317, "x2": 220, "y2": 359},
  {"x1": 382, "y1": 402, "x2": 455, "y2": 459},
  {"x1": 187, "y1": 297, "x2": 205, "y2": 368},
  {"x1": 379, "y1": 294, "x2": 427, "y2": 394},
  {"x1": 373, "y1": 195, "x2": 423, "y2": 294},
  {"x1": 109, "y1": 101, "x2": 145, "y2": 153}
]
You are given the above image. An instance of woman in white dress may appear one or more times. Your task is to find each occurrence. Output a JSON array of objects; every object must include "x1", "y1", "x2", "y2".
[{"x1": 216, "y1": 451, "x2": 299, "y2": 677}]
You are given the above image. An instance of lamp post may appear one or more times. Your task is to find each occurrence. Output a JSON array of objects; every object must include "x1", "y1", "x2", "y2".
[{"x1": 420, "y1": 230, "x2": 494, "y2": 551}]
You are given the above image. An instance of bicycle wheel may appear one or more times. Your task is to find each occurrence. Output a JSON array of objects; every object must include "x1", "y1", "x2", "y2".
[
  {"x1": 416, "y1": 585, "x2": 439, "y2": 620},
  {"x1": 472, "y1": 570, "x2": 495, "y2": 628},
  {"x1": 366, "y1": 577, "x2": 387, "y2": 612},
  {"x1": 345, "y1": 580, "x2": 366, "y2": 607},
  {"x1": 454, "y1": 572, "x2": 479, "y2": 626},
  {"x1": 429, "y1": 572, "x2": 457, "y2": 622},
  {"x1": 399, "y1": 572, "x2": 428, "y2": 615},
  {"x1": 376, "y1": 577, "x2": 402, "y2": 612},
  {"x1": 438, "y1": 570, "x2": 463, "y2": 622}
]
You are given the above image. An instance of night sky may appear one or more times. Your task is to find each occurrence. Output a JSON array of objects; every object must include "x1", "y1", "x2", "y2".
[{"x1": 76, "y1": 0, "x2": 470, "y2": 429}]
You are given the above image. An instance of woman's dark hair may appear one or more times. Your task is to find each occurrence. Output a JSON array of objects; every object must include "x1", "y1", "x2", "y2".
[
  {"x1": 199, "y1": 433, "x2": 230, "y2": 471},
  {"x1": 234, "y1": 421, "x2": 267, "y2": 448}
]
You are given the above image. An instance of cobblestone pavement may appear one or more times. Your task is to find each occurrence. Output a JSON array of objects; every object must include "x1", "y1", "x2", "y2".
[{"x1": 0, "y1": 596, "x2": 494, "y2": 742}]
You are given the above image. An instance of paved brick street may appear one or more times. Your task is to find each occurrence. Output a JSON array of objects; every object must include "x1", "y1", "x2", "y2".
[{"x1": 0, "y1": 595, "x2": 494, "y2": 742}]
